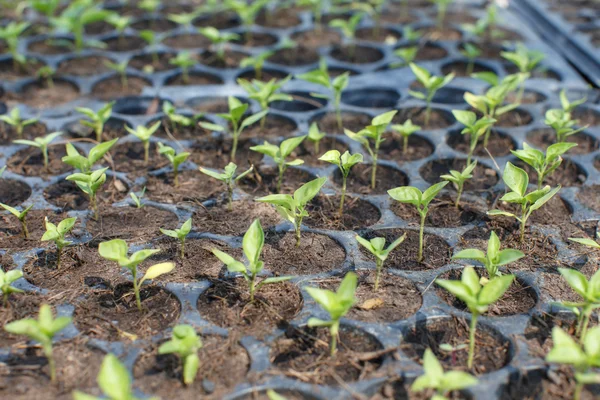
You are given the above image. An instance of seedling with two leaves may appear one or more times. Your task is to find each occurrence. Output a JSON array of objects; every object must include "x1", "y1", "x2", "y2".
[
  {"x1": 0, "y1": 203, "x2": 33, "y2": 238},
  {"x1": 257, "y1": 177, "x2": 327, "y2": 247},
  {"x1": 36, "y1": 65, "x2": 56, "y2": 88},
  {"x1": 13, "y1": 131, "x2": 62, "y2": 171},
  {"x1": 388, "y1": 181, "x2": 448, "y2": 262},
  {"x1": 296, "y1": 0, "x2": 326, "y2": 29},
  {"x1": 392, "y1": 46, "x2": 418, "y2": 68},
  {"x1": 167, "y1": 12, "x2": 198, "y2": 30},
  {"x1": 51, "y1": 2, "x2": 111, "y2": 52},
  {"x1": 66, "y1": 168, "x2": 109, "y2": 220},
  {"x1": 319, "y1": 150, "x2": 363, "y2": 216},
  {"x1": 307, "y1": 122, "x2": 326, "y2": 154},
  {"x1": 41, "y1": 216, "x2": 76, "y2": 269},
  {"x1": 237, "y1": 76, "x2": 292, "y2": 128},
  {"x1": 487, "y1": 162, "x2": 561, "y2": 243},
  {"x1": 430, "y1": 0, "x2": 454, "y2": 28},
  {"x1": 305, "y1": 272, "x2": 357, "y2": 356},
  {"x1": 226, "y1": 0, "x2": 269, "y2": 42},
  {"x1": 390, "y1": 119, "x2": 420, "y2": 155},
  {"x1": 199, "y1": 162, "x2": 253, "y2": 211},
  {"x1": 437, "y1": 267, "x2": 514, "y2": 369},
  {"x1": 250, "y1": 135, "x2": 306, "y2": 194},
  {"x1": 104, "y1": 59, "x2": 129, "y2": 89},
  {"x1": 460, "y1": 43, "x2": 481, "y2": 76},
  {"x1": 511, "y1": 142, "x2": 577, "y2": 189},
  {"x1": 441, "y1": 160, "x2": 477, "y2": 208},
  {"x1": 162, "y1": 101, "x2": 203, "y2": 131},
  {"x1": 160, "y1": 218, "x2": 192, "y2": 259},
  {"x1": 98, "y1": 239, "x2": 175, "y2": 311},
  {"x1": 451, "y1": 110, "x2": 497, "y2": 164},
  {"x1": 0, "y1": 268, "x2": 23, "y2": 307},
  {"x1": 344, "y1": 110, "x2": 397, "y2": 189},
  {"x1": 0, "y1": 108, "x2": 38, "y2": 138},
  {"x1": 212, "y1": 219, "x2": 292, "y2": 302},
  {"x1": 157, "y1": 142, "x2": 190, "y2": 187},
  {"x1": 501, "y1": 44, "x2": 545, "y2": 103},
  {"x1": 350, "y1": 0, "x2": 386, "y2": 38},
  {"x1": 169, "y1": 51, "x2": 196, "y2": 84},
  {"x1": 62, "y1": 138, "x2": 118, "y2": 173},
  {"x1": 75, "y1": 102, "x2": 114, "y2": 143},
  {"x1": 125, "y1": 121, "x2": 162, "y2": 165},
  {"x1": 240, "y1": 50, "x2": 274, "y2": 81},
  {"x1": 0, "y1": 22, "x2": 30, "y2": 69},
  {"x1": 158, "y1": 324, "x2": 203, "y2": 386},
  {"x1": 409, "y1": 63, "x2": 455, "y2": 127},
  {"x1": 329, "y1": 13, "x2": 363, "y2": 59},
  {"x1": 129, "y1": 187, "x2": 146, "y2": 209},
  {"x1": 198, "y1": 27, "x2": 240, "y2": 63},
  {"x1": 356, "y1": 233, "x2": 406, "y2": 291},
  {"x1": 544, "y1": 90, "x2": 588, "y2": 144}
]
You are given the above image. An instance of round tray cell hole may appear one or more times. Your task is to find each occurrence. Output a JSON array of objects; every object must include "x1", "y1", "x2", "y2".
[
  {"x1": 431, "y1": 87, "x2": 466, "y2": 104},
  {"x1": 270, "y1": 91, "x2": 327, "y2": 112},
  {"x1": 342, "y1": 88, "x2": 400, "y2": 108},
  {"x1": 113, "y1": 96, "x2": 166, "y2": 116},
  {"x1": 0, "y1": 102, "x2": 7, "y2": 115},
  {"x1": 0, "y1": 179, "x2": 31, "y2": 206}
]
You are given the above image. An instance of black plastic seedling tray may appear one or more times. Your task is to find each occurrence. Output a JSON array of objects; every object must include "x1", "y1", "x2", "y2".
[{"x1": 1, "y1": 1, "x2": 600, "y2": 399}]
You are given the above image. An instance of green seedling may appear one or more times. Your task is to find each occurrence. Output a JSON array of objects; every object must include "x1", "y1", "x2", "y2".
[
  {"x1": 356, "y1": 233, "x2": 406, "y2": 291},
  {"x1": 98, "y1": 239, "x2": 174, "y2": 311},
  {"x1": 250, "y1": 135, "x2": 306, "y2": 194},
  {"x1": 4, "y1": 304, "x2": 71, "y2": 382},
  {"x1": 36, "y1": 65, "x2": 56, "y2": 88},
  {"x1": 129, "y1": 187, "x2": 146, "y2": 209},
  {"x1": 452, "y1": 110, "x2": 497, "y2": 164},
  {"x1": 139, "y1": 30, "x2": 159, "y2": 67},
  {"x1": 559, "y1": 89, "x2": 587, "y2": 114},
  {"x1": 297, "y1": 60, "x2": 349, "y2": 131},
  {"x1": 441, "y1": 160, "x2": 477, "y2": 208},
  {"x1": 403, "y1": 26, "x2": 422, "y2": 42},
  {"x1": 319, "y1": 150, "x2": 363, "y2": 216},
  {"x1": 13, "y1": 131, "x2": 62, "y2": 171},
  {"x1": 409, "y1": 63, "x2": 455, "y2": 127},
  {"x1": 0, "y1": 203, "x2": 33, "y2": 238},
  {"x1": 350, "y1": 0, "x2": 385, "y2": 38},
  {"x1": 160, "y1": 218, "x2": 192, "y2": 259},
  {"x1": 107, "y1": 14, "x2": 131, "y2": 41},
  {"x1": 138, "y1": 0, "x2": 160, "y2": 13},
  {"x1": 125, "y1": 121, "x2": 161, "y2": 165},
  {"x1": 73, "y1": 353, "x2": 153, "y2": 400},
  {"x1": 388, "y1": 181, "x2": 448, "y2": 262},
  {"x1": 66, "y1": 168, "x2": 108, "y2": 220},
  {"x1": 162, "y1": 101, "x2": 203, "y2": 130},
  {"x1": 104, "y1": 59, "x2": 129, "y2": 89},
  {"x1": 51, "y1": 2, "x2": 111, "y2": 52},
  {"x1": 0, "y1": 22, "x2": 29, "y2": 68},
  {"x1": 237, "y1": 76, "x2": 293, "y2": 128},
  {"x1": 545, "y1": 109, "x2": 587, "y2": 145},
  {"x1": 296, "y1": 0, "x2": 326, "y2": 30},
  {"x1": 546, "y1": 326, "x2": 600, "y2": 400},
  {"x1": 167, "y1": 12, "x2": 198, "y2": 29},
  {"x1": 41, "y1": 216, "x2": 76, "y2": 269},
  {"x1": 226, "y1": 0, "x2": 269, "y2": 42},
  {"x1": 487, "y1": 162, "x2": 561, "y2": 244},
  {"x1": 511, "y1": 142, "x2": 577, "y2": 189},
  {"x1": 412, "y1": 348, "x2": 478, "y2": 400},
  {"x1": 0, "y1": 107, "x2": 38, "y2": 138},
  {"x1": 329, "y1": 13, "x2": 363, "y2": 59},
  {"x1": 305, "y1": 272, "x2": 357, "y2": 356},
  {"x1": 307, "y1": 122, "x2": 326, "y2": 154},
  {"x1": 553, "y1": 266, "x2": 600, "y2": 340},
  {"x1": 157, "y1": 142, "x2": 190, "y2": 187},
  {"x1": 199, "y1": 162, "x2": 253, "y2": 211},
  {"x1": 501, "y1": 44, "x2": 545, "y2": 103},
  {"x1": 240, "y1": 50, "x2": 274, "y2": 81},
  {"x1": 453, "y1": 231, "x2": 524, "y2": 279},
  {"x1": 460, "y1": 43, "x2": 481, "y2": 76},
  {"x1": 390, "y1": 119, "x2": 420, "y2": 154},
  {"x1": 75, "y1": 102, "x2": 114, "y2": 143},
  {"x1": 169, "y1": 51, "x2": 196, "y2": 84},
  {"x1": 212, "y1": 219, "x2": 292, "y2": 302},
  {"x1": 158, "y1": 325, "x2": 203, "y2": 386},
  {"x1": 198, "y1": 27, "x2": 240, "y2": 63},
  {"x1": 344, "y1": 110, "x2": 397, "y2": 189},
  {"x1": 29, "y1": 0, "x2": 60, "y2": 19},
  {"x1": 198, "y1": 96, "x2": 268, "y2": 162},
  {"x1": 0, "y1": 268, "x2": 23, "y2": 307},
  {"x1": 437, "y1": 267, "x2": 514, "y2": 369},
  {"x1": 62, "y1": 138, "x2": 118, "y2": 173},
  {"x1": 392, "y1": 46, "x2": 418, "y2": 68},
  {"x1": 256, "y1": 177, "x2": 327, "y2": 246},
  {"x1": 430, "y1": 0, "x2": 454, "y2": 28}
]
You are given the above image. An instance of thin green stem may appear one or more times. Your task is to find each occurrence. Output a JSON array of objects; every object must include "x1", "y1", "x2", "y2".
[
  {"x1": 294, "y1": 217, "x2": 302, "y2": 247},
  {"x1": 425, "y1": 102, "x2": 432, "y2": 128},
  {"x1": 173, "y1": 168, "x2": 179, "y2": 187},
  {"x1": 574, "y1": 382, "x2": 583, "y2": 400},
  {"x1": 231, "y1": 133, "x2": 239, "y2": 162},
  {"x1": 95, "y1": 125, "x2": 103, "y2": 143},
  {"x1": 520, "y1": 206, "x2": 527, "y2": 244},
  {"x1": 180, "y1": 238, "x2": 185, "y2": 259},
  {"x1": 56, "y1": 246, "x2": 62, "y2": 269},
  {"x1": 418, "y1": 211, "x2": 425, "y2": 262},
  {"x1": 403, "y1": 136, "x2": 408, "y2": 154},
  {"x1": 375, "y1": 258, "x2": 382, "y2": 291},
  {"x1": 455, "y1": 183, "x2": 463, "y2": 208},
  {"x1": 20, "y1": 218, "x2": 28, "y2": 238},
  {"x1": 143, "y1": 140, "x2": 150, "y2": 165},
  {"x1": 227, "y1": 182, "x2": 233, "y2": 211},
  {"x1": 249, "y1": 273, "x2": 256, "y2": 302},
  {"x1": 468, "y1": 313, "x2": 478, "y2": 369},
  {"x1": 133, "y1": 272, "x2": 142, "y2": 311},
  {"x1": 44, "y1": 343, "x2": 56, "y2": 383},
  {"x1": 339, "y1": 175, "x2": 347, "y2": 218},
  {"x1": 330, "y1": 328, "x2": 337, "y2": 356},
  {"x1": 578, "y1": 307, "x2": 592, "y2": 339},
  {"x1": 277, "y1": 163, "x2": 285, "y2": 194},
  {"x1": 3, "y1": 293, "x2": 8, "y2": 307}
]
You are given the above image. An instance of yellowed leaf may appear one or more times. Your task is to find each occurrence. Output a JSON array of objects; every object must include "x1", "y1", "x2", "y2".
[{"x1": 358, "y1": 298, "x2": 384, "y2": 310}]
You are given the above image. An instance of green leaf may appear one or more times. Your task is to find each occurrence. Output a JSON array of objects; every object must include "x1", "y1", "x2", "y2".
[
  {"x1": 503, "y1": 162, "x2": 528, "y2": 197},
  {"x1": 422, "y1": 181, "x2": 448, "y2": 206},
  {"x1": 372, "y1": 110, "x2": 397, "y2": 127},
  {"x1": 293, "y1": 177, "x2": 327, "y2": 206},
  {"x1": 558, "y1": 268, "x2": 588, "y2": 298},
  {"x1": 98, "y1": 239, "x2": 128, "y2": 261},
  {"x1": 409, "y1": 63, "x2": 430, "y2": 85},
  {"x1": 240, "y1": 109, "x2": 269, "y2": 131},
  {"x1": 387, "y1": 186, "x2": 422, "y2": 206},
  {"x1": 280, "y1": 135, "x2": 306, "y2": 158},
  {"x1": 452, "y1": 249, "x2": 486, "y2": 262},
  {"x1": 211, "y1": 248, "x2": 246, "y2": 274},
  {"x1": 546, "y1": 327, "x2": 587, "y2": 365},
  {"x1": 441, "y1": 370, "x2": 478, "y2": 391},
  {"x1": 568, "y1": 238, "x2": 600, "y2": 249},
  {"x1": 97, "y1": 354, "x2": 132, "y2": 400},
  {"x1": 496, "y1": 249, "x2": 525, "y2": 266},
  {"x1": 436, "y1": 280, "x2": 475, "y2": 305},
  {"x1": 198, "y1": 121, "x2": 225, "y2": 132},
  {"x1": 452, "y1": 110, "x2": 477, "y2": 127},
  {"x1": 89, "y1": 138, "x2": 118, "y2": 165},
  {"x1": 243, "y1": 219, "x2": 264, "y2": 266},
  {"x1": 140, "y1": 262, "x2": 175, "y2": 284},
  {"x1": 529, "y1": 186, "x2": 561, "y2": 212},
  {"x1": 183, "y1": 353, "x2": 199, "y2": 385},
  {"x1": 319, "y1": 150, "x2": 341, "y2": 166},
  {"x1": 479, "y1": 274, "x2": 514, "y2": 305}
]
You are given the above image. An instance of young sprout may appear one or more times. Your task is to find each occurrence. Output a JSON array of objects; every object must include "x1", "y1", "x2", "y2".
[
  {"x1": 488, "y1": 162, "x2": 561, "y2": 244},
  {"x1": 437, "y1": 267, "x2": 514, "y2": 369},
  {"x1": 307, "y1": 122, "x2": 326, "y2": 154},
  {"x1": 412, "y1": 348, "x2": 478, "y2": 400},
  {"x1": 125, "y1": 121, "x2": 161, "y2": 166},
  {"x1": 441, "y1": 160, "x2": 477, "y2": 208},
  {"x1": 0, "y1": 268, "x2": 23, "y2": 307},
  {"x1": 409, "y1": 63, "x2": 455, "y2": 127},
  {"x1": 4, "y1": 304, "x2": 71, "y2": 382},
  {"x1": 167, "y1": 12, "x2": 198, "y2": 30},
  {"x1": 545, "y1": 109, "x2": 587, "y2": 145},
  {"x1": 305, "y1": 272, "x2": 357, "y2": 356},
  {"x1": 41, "y1": 216, "x2": 76, "y2": 269},
  {"x1": 350, "y1": 0, "x2": 385, "y2": 38},
  {"x1": 356, "y1": 233, "x2": 406, "y2": 291},
  {"x1": 388, "y1": 181, "x2": 449, "y2": 262},
  {"x1": 256, "y1": 177, "x2": 327, "y2": 246},
  {"x1": 0, "y1": 107, "x2": 38, "y2": 138},
  {"x1": 198, "y1": 27, "x2": 240, "y2": 64},
  {"x1": 553, "y1": 266, "x2": 600, "y2": 339},
  {"x1": 237, "y1": 77, "x2": 292, "y2": 128},
  {"x1": 158, "y1": 324, "x2": 203, "y2": 386},
  {"x1": 66, "y1": 168, "x2": 109, "y2": 220},
  {"x1": 36, "y1": 65, "x2": 56, "y2": 88},
  {"x1": 511, "y1": 142, "x2": 578, "y2": 189},
  {"x1": 198, "y1": 97, "x2": 268, "y2": 162},
  {"x1": 329, "y1": 13, "x2": 363, "y2": 59},
  {"x1": 392, "y1": 46, "x2": 418, "y2": 68},
  {"x1": 319, "y1": 150, "x2": 363, "y2": 216},
  {"x1": 451, "y1": 110, "x2": 497, "y2": 164},
  {"x1": 212, "y1": 219, "x2": 292, "y2": 302},
  {"x1": 139, "y1": 30, "x2": 159, "y2": 67},
  {"x1": 430, "y1": 0, "x2": 454, "y2": 28},
  {"x1": 296, "y1": 0, "x2": 326, "y2": 30},
  {"x1": 250, "y1": 135, "x2": 306, "y2": 194},
  {"x1": 344, "y1": 110, "x2": 397, "y2": 189},
  {"x1": 199, "y1": 162, "x2": 253, "y2": 211},
  {"x1": 75, "y1": 102, "x2": 114, "y2": 143},
  {"x1": 226, "y1": 0, "x2": 269, "y2": 42},
  {"x1": 460, "y1": 43, "x2": 481, "y2": 76},
  {"x1": 13, "y1": 131, "x2": 62, "y2": 171},
  {"x1": 0, "y1": 203, "x2": 33, "y2": 238},
  {"x1": 403, "y1": 26, "x2": 423, "y2": 42},
  {"x1": 104, "y1": 59, "x2": 129, "y2": 89},
  {"x1": 162, "y1": 101, "x2": 203, "y2": 131},
  {"x1": 240, "y1": 50, "x2": 274, "y2": 81},
  {"x1": 297, "y1": 60, "x2": 349, "y2": 131},
  {"x1": 138, "y1": 0, "x2": 160, "y2": 14},
  {"x1": 546, "y1": 326, "x2": 600, "y2": 400},
  {"x1": 62, "y1": 138, "x2": 118, "y2": 173},
  {"x1": 51, "y1": 4, "x2": 112, "y2": 52},
  {"x1": 157, "y1": 142, "x2": 190, "y2": 187},
  {"x1": 390, "y1": 119, "x2": 420, "y2": 154},
  {"x1": 29, "y1": 0, "x2": 60, "y2": 19},
  {"x1": 501, "y1": 44, "x2": 545, "y2": 103},
  {"x1": 129, "y1": 187, "x2": 146, "y2": 209},
  {"x1": 453, "y1": 231, "x2": 524, "y2": 280},
  {"x1": 0, "y1": 22, "x2": 30, "y2": 69},
  {"x1": 107, "y1": 14, "x2": 131, "y2": 44},
  {"x1": 98, "y1": 239, "x2": 175, "y2": 311},
  {"x1": 160, "y1": 218, "x2": 192, "y2": 259}
]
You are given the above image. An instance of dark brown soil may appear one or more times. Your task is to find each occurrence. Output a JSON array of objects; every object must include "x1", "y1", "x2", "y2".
[
  {"x1": 199, "y1": 50, "x2": 248, "y2": 69},
  {"x1": 420, "y1": 159, "x2": 498, "y2": 190},
  {"x1": 355, "y1": 27, "x2": 401, "y2": 43},
  {"x1": 291, "y1": 137, "x2": 348, "y2": 166},
  {"x1": 43, "y1": 178, "x2": 128, "y2": 211},
  {"x1": 313, "y1": 111, "x2": 372, "y2": 134},
  {"x1": 153, "y1": 117, "x2": 211, "y2": 140},
  {"x1": 242, "y1": 115, "x2": 298, "y2": 138},
  {"x1": 197, "y1": 279, "x2": 303, "y2": 337},
  {"x1": 189, "y1": 138, "x2": 261, "y2": 169},
  {"x1": 418, "y1": 26, "x2": 463, "y2": 41},
  {"x1": 392, "y1": 196, "x2": 485, "y2": 228},
  {"x1": 164, "y1": 72, "x2": 223, "y2": 86},
  {"x1": 394, "y1": 107, "x2": 453, "y2": 129},
  {"x1": 193, "y1": 11, "x2": 241, "y2": 30},
  {"x1": 304, "y1": 194, "x2": 382, "y2": 230},
  {"x1": 262, "y1": 231, "x2": 347, "y2": 276},
  {"x1": 572, "y1": 107, "x2": 600, "y2": 127},
  {"x1": 162, "y1": 34, "x2": 210, "y2": 49},
  {"x1": 0, "y1": 179, "x2": 31, "y2": 206},
  {"x1": 359, "y1": 229, "x2": 451, "y2": 271},
  {"x1": 57, "y1": 56, "x2": 112, "y2": 76},
  {"x1": 109, "y1": 141, "x2": 170, "y2": 175},
  {"x1": 64, "y1": 117, "x2": 128, "y2": 141},
  {"x1": 526, "y1": 128, "x2": 597, "y2": 154},
  {"x1": 84, "y1": 20, "x2": 113, "y2": 35},
  {"x1": 541, "y1": 261, "x2": 598, "y2": 305},
  {"x1": 516, "y1": 158, "x2": 586, "y2": 187},
  {"x1": 330, "y1": 45, "x2": 384, "y2": 64},
  {"x1": 144, "y1": 170, "x2": 222, "y2": 205},
  {"x1": 460, "y1": 41, "x2": 503, "y2": 60},
  {"x1": 192, "y1": 200, "x2": 281, "y2": 236},
  {"x1": 233, "y1": 32, "x2": 278, "y2": 47},
  {"x1": 91, "y1": 76, "x2": 150, "y2": 100},
  {"x1": 0, "y1": 293, "x2": 48, "y2": 347},
  {"x1": 7, "y1": 145, "x2": 71, "y2": 176},
  {"x1": 505, "y1": 90, "x2": 547, "y2": 104},
  {"x1": 428, "y1": 10, "x2": 479, "y2": 24},
  {"x1": 410, "y1": 43, "x2": 449, "y2": 61},
  {"x1": 129, "y1": 52, "x2": 177, "y2": 73},
  {"x1": 27, "y1": 39, "x2": 73, "y2": 55},
  {"x1": 0, "y1": 121, "x2": 47, "y2": 145},
  {"x1": 290, "y1": 29, "x2": 342, "y2": 48},
  {"x1": 0, "y1": 210, "x2": 67, "y2": 251},
  {"x1": 8, "y1": 80, "x2": 79, "y2": 109},
  {"x1": 268, "y1": 46, "x2": 320, "y2": 66},
  {"x1": 332, "y1": 163, "x2": 409, "y2": 195},
  {"x1": 236, "y1": 68, "x2": 289, "y2": 82},
  {"x1": 133, "y1": 334, "x2": 250, "y2": 400},
  {"x1": 441, "y1": 61, "x2": 496, "y2": 77},
  {"x1": 130, "y1": 17, "x2": 176, "y2": 32},
  {"x1": 448, "y1": 129, "x2": 516, "y2": 157},
  {"x1": 494, "y1": 109, "x2": 533, "y2": 127},
  {"x1": 0, "y1": 58, "x2": 44, "y2": 81},
  {"x1": 257, "y1": 8, "x2": 302, "y2": 29},
  {"x1": 269, "y1": 325, "x2": 384, "y2": 385},
  {"x1": 400, "y1": 316, "x2": 511, "y2": 375},
  {"x1": 237, "y1": 165, "x2": 315, "y2": 196},
  {"x1": 319, "y1": 270, "x2": 422, "y2": 322},
  {"x1": 379, "y1": 135, "x2": 434, "y2": 162},
  {"x1": 577, "y1": 185, "x2": 600, "y2": 213}
]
